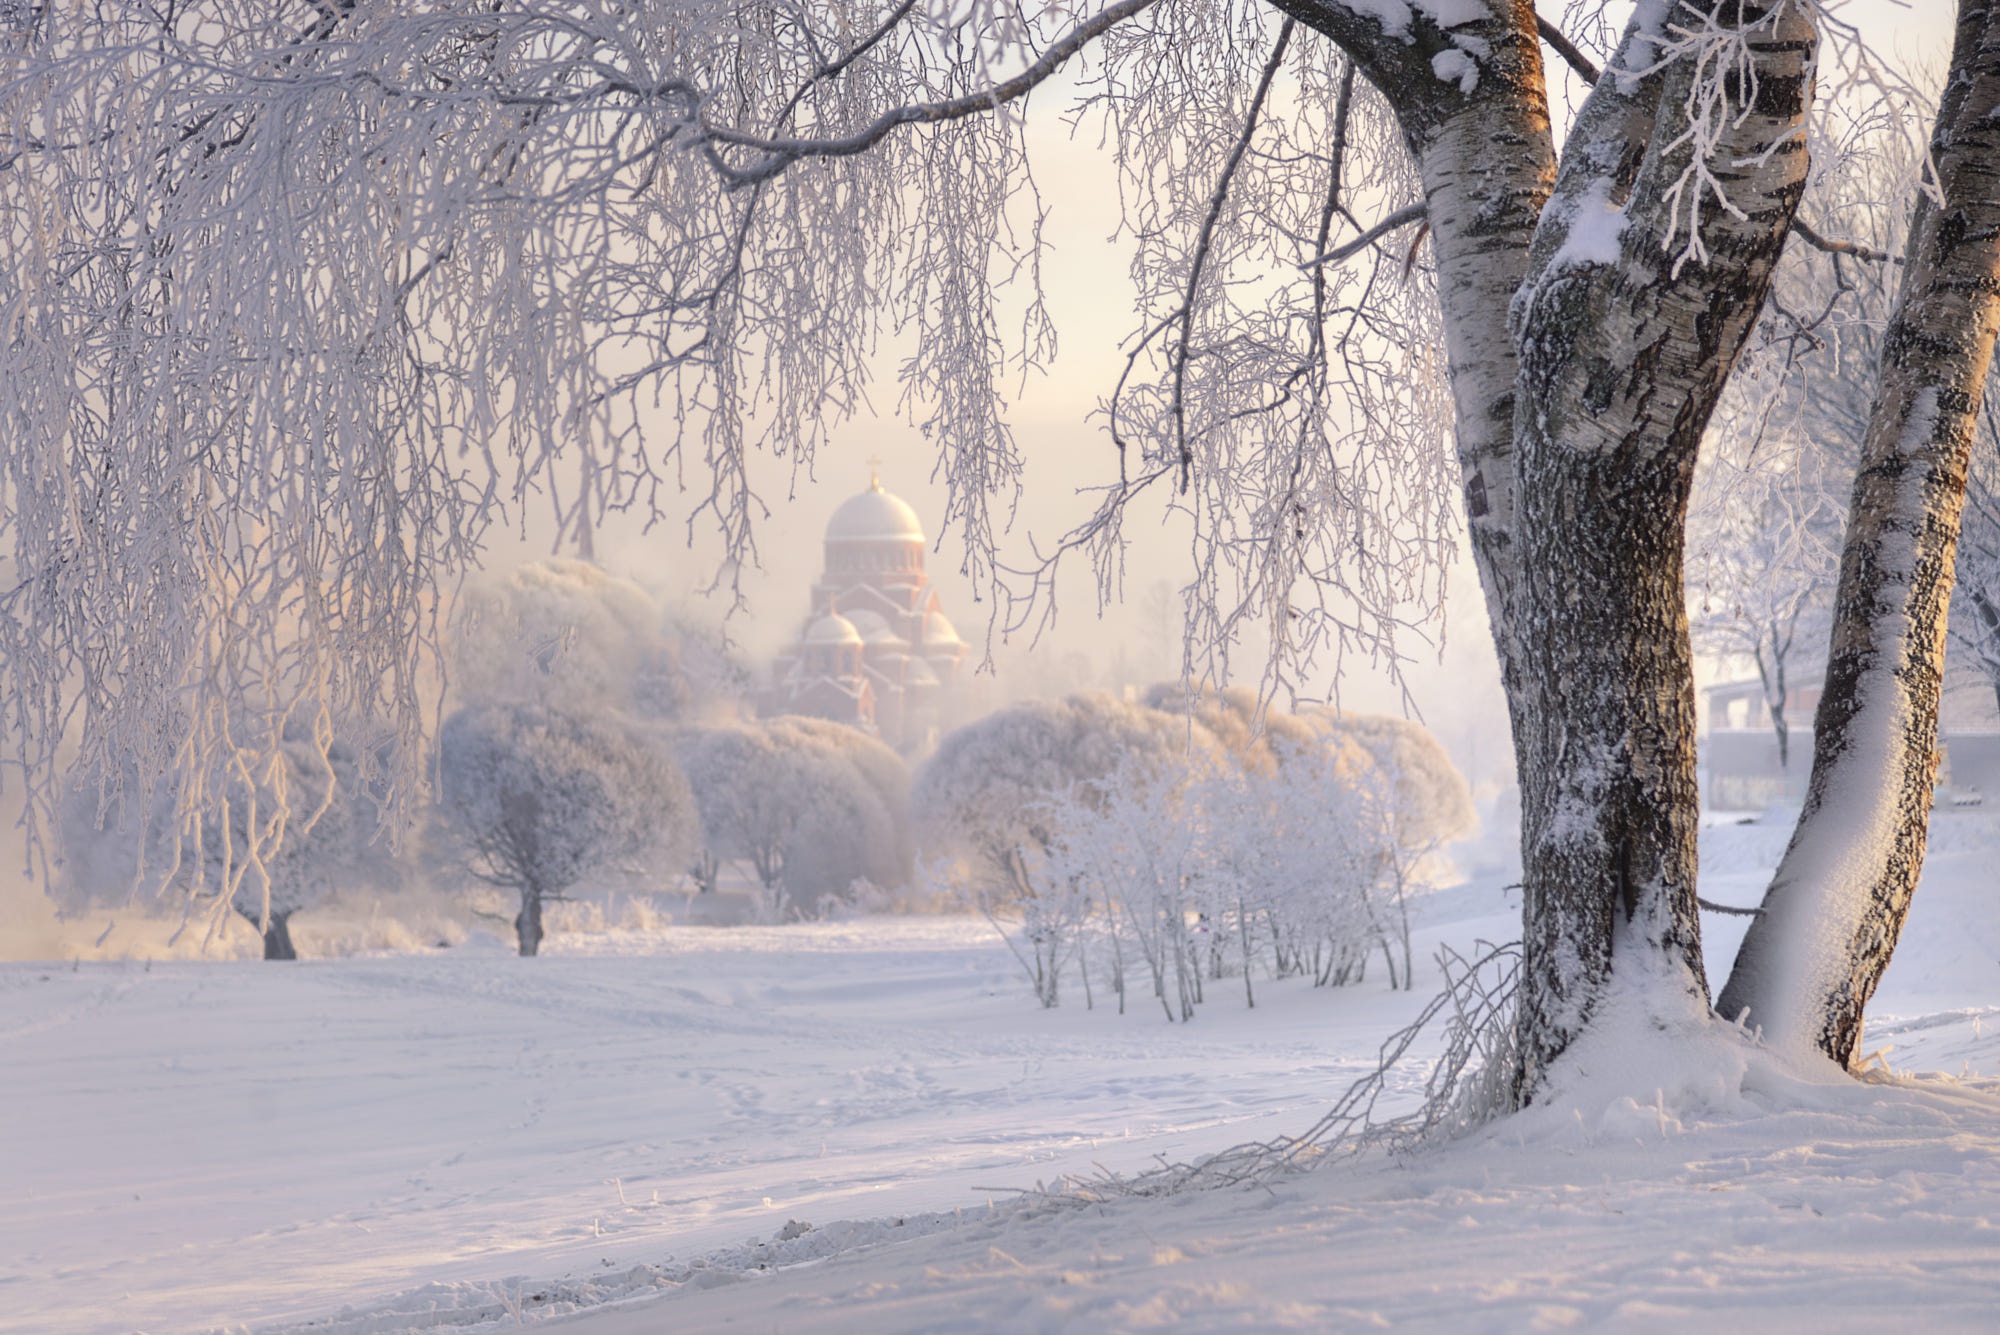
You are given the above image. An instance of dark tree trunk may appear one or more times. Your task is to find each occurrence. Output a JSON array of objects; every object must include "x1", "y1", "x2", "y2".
[
  {"x1": 1757, "y1": 640, "x2": 1792, "y2": 772},
  {"x1": 1719, "y1": 2, "x2": 2000, "y2": 1066},
  {"x1": 1502, "y1": 2, "x2": 1816, "y2": 1095},
  {"x1": 1282, "y1": 0, "x2": 1813, "y2": 1099},
  {"x1": 515, "y1": 887, "x2": 544, "y2": 957},
  {"x1": 235, "y1": 903, "x2": 299, "y2": 960},
  {"x1": 263, "y1": 911, "x2": 297, "y2": 961}
]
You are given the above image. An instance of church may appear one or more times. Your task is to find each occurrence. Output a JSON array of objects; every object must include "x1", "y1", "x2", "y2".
[{"x1": 763, "y1": 469, "x2": 972, "y2": 756}]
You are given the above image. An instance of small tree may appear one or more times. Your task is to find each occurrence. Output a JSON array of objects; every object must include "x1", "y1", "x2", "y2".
[
  {"x1": 57, "y1": 727, "x2": 393, "y2": 959},
  {"x1": 437, "y1": 704, "x2": 695, "y2": 955},
  {"x1": 208, "y1": 735, "x2": 376, "y2": 960}
]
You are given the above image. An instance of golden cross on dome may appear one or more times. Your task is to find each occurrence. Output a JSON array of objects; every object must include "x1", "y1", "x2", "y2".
[{"x1": 866, "y1": 454, "x2": 884, "y2": 490}]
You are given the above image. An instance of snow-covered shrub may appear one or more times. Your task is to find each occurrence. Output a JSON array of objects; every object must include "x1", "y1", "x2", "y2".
[
  {"x1": 761, "y1": 715, "x2": 915, "y2": 891},
  {"x1": 1141, "y1": 682, "x2": 1343, "y2": 776},
  {"x1": 1306, "y1": 711, "x2": 1477, "y2": 853},
  {"x1": 437, "y1": 704, "x2": 697, "y2": 955},
  {"x1": 912, "y1": 692, "x2": 1223, "y2": 903},
  {"x1": 1037, "y1": 761, "x2": 1212, "y2": 1018},
  {"x1": 963, "y1": 699, "x2": 1473, "y2": 1014},
  {"x1": 674, "y1": 718, "x2": 906, "y2": 920},
  {"x1": 913, "y1": 692, "x2": 1226, "y2": 996}
]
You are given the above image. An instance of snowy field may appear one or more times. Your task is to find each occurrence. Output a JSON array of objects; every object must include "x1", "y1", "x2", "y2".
[{"x1": 5, "y1": 818, "x2": 2000, "y2": 1334}]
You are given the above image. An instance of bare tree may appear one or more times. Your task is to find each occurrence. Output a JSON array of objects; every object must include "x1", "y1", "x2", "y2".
[
  {"x1": 204, "y1": 735, "x2": 383, "y2": 960},
  {"x1": 6, "y1": 2, "x2": 2000, "y2": 1096},
  {"x1": 56, "y1": 725, "x2": 398, "y2": 959}
]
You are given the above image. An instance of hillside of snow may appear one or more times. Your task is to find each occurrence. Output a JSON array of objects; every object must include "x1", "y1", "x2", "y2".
[{"x1": 4, "y1": 815, "x2": 1997, "y2": 1333}]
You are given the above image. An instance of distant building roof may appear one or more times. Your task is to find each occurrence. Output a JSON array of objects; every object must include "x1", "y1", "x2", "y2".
[
  {"x1": 920, "y1": 609, "x2": 964, "y2": 648},
  {"x1": 803, "y1": 612, "x2": 863, "y2": 647},
  {"x1": 826, "y1": 478, "x2": 924, "y2": 544}
]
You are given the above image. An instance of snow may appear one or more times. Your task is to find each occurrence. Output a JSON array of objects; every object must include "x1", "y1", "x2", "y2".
[
  {"x1": 5, "y1": 816, "x2": 2000, "y2": 1333},
  {"x1": 1550, "y1": 178, "x2": 1630, "y2": 270},
  {"x1": 1319, "y1": 0, "x2": 1490, "y2": 41},
  {"x1": 1430, "y1": 49, "x2": 1480, "y2": 96}
]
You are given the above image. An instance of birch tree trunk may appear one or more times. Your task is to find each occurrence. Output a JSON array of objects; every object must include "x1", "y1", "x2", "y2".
[
  {"x1": 1285, "y1": 0, "x2": 1816, "y2": 1095},
  {"x1": 1718, "y1": 2, "x2": 2000, "y2": 1065},
  {"x1": 1504, "y1": 3, "x2": 1817, "y2": 1092}
]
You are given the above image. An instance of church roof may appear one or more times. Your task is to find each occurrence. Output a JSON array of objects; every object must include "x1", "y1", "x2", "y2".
[
  {"x1": 919, "y1": 609, "x2": 964, "y2": 648},
  {"x1": 827, "y1": 477, "x2": 924, "y2": 544},
  {"x1": 803, "y1": 612, "x2": 863, "y2": 646}
]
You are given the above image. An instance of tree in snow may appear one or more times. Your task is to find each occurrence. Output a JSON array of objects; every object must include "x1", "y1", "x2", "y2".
[
  {"x1": 455, "y1": 559, "x2": 751, "y2": 724},
  {"x1": 915, "y1": 692, "x2": 1224, "y2": 1002},
  {"x1": 673, "y1": 719, "x2": 904, "y2": 918},
  {"x1": 1027, "y1": 717, "x2": 1464, "y2": 1015},
  {"x1": 200, "y1": 734, "x2": 393, "y2": 960},
  {"x1": 6, "y1": 2, "x2": 2000, "y2": 1096},
  {"x1": 437, "y1": 704, "x2": 697, "y2": 954},
  {"x1": 1037, "y1": 759, "x2": 1213, "y2": 1017},
  {"x1": 913, "y1": 691, "x2": 1222, "y2": 903},
  {"x1": 56, "y1": 724, "x2": 401, "y2": 959}
]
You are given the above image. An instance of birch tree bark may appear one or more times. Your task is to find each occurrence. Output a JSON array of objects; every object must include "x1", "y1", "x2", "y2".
[
  {"x1": 1289, "y1": 0, "x2": 1816, "y2": 1092},
  {"x1": 1504, "y1": 2, "x2": 1816, "y2": 1089},
  {"x1": 1718, "y1": 1, "x2": 2000, "y2": 1066}
]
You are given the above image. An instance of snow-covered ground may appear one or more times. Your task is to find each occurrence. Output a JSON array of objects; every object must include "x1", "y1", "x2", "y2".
[{"x1": 5, "y1": 818, "x2": 1998, "y2": 1334}]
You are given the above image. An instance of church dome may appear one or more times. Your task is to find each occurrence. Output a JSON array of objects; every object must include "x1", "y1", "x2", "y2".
[
  {"x1": 803, "y1": 612, "x2": 863, "y2": 647},
  {"x1": 827, "y1": 478, "x2": 924, "y2": 544},
  {"x1": 920, "y1": 609, "x2": 964, "y2": 648}
]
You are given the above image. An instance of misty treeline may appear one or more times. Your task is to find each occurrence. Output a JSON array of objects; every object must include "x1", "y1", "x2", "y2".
[
  {"x1": 440, "y1": 560, "x2": 917, "y2": 948},
  {"x1": 913, "y1": 687, "x2": 1474, "y2": 1016},
  {"x1": 52, "y1": 556, "x2": 1477, "y2": 973},
  {"x1": 51, "y1": 561, "x2": 911, "y2": 956}
]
